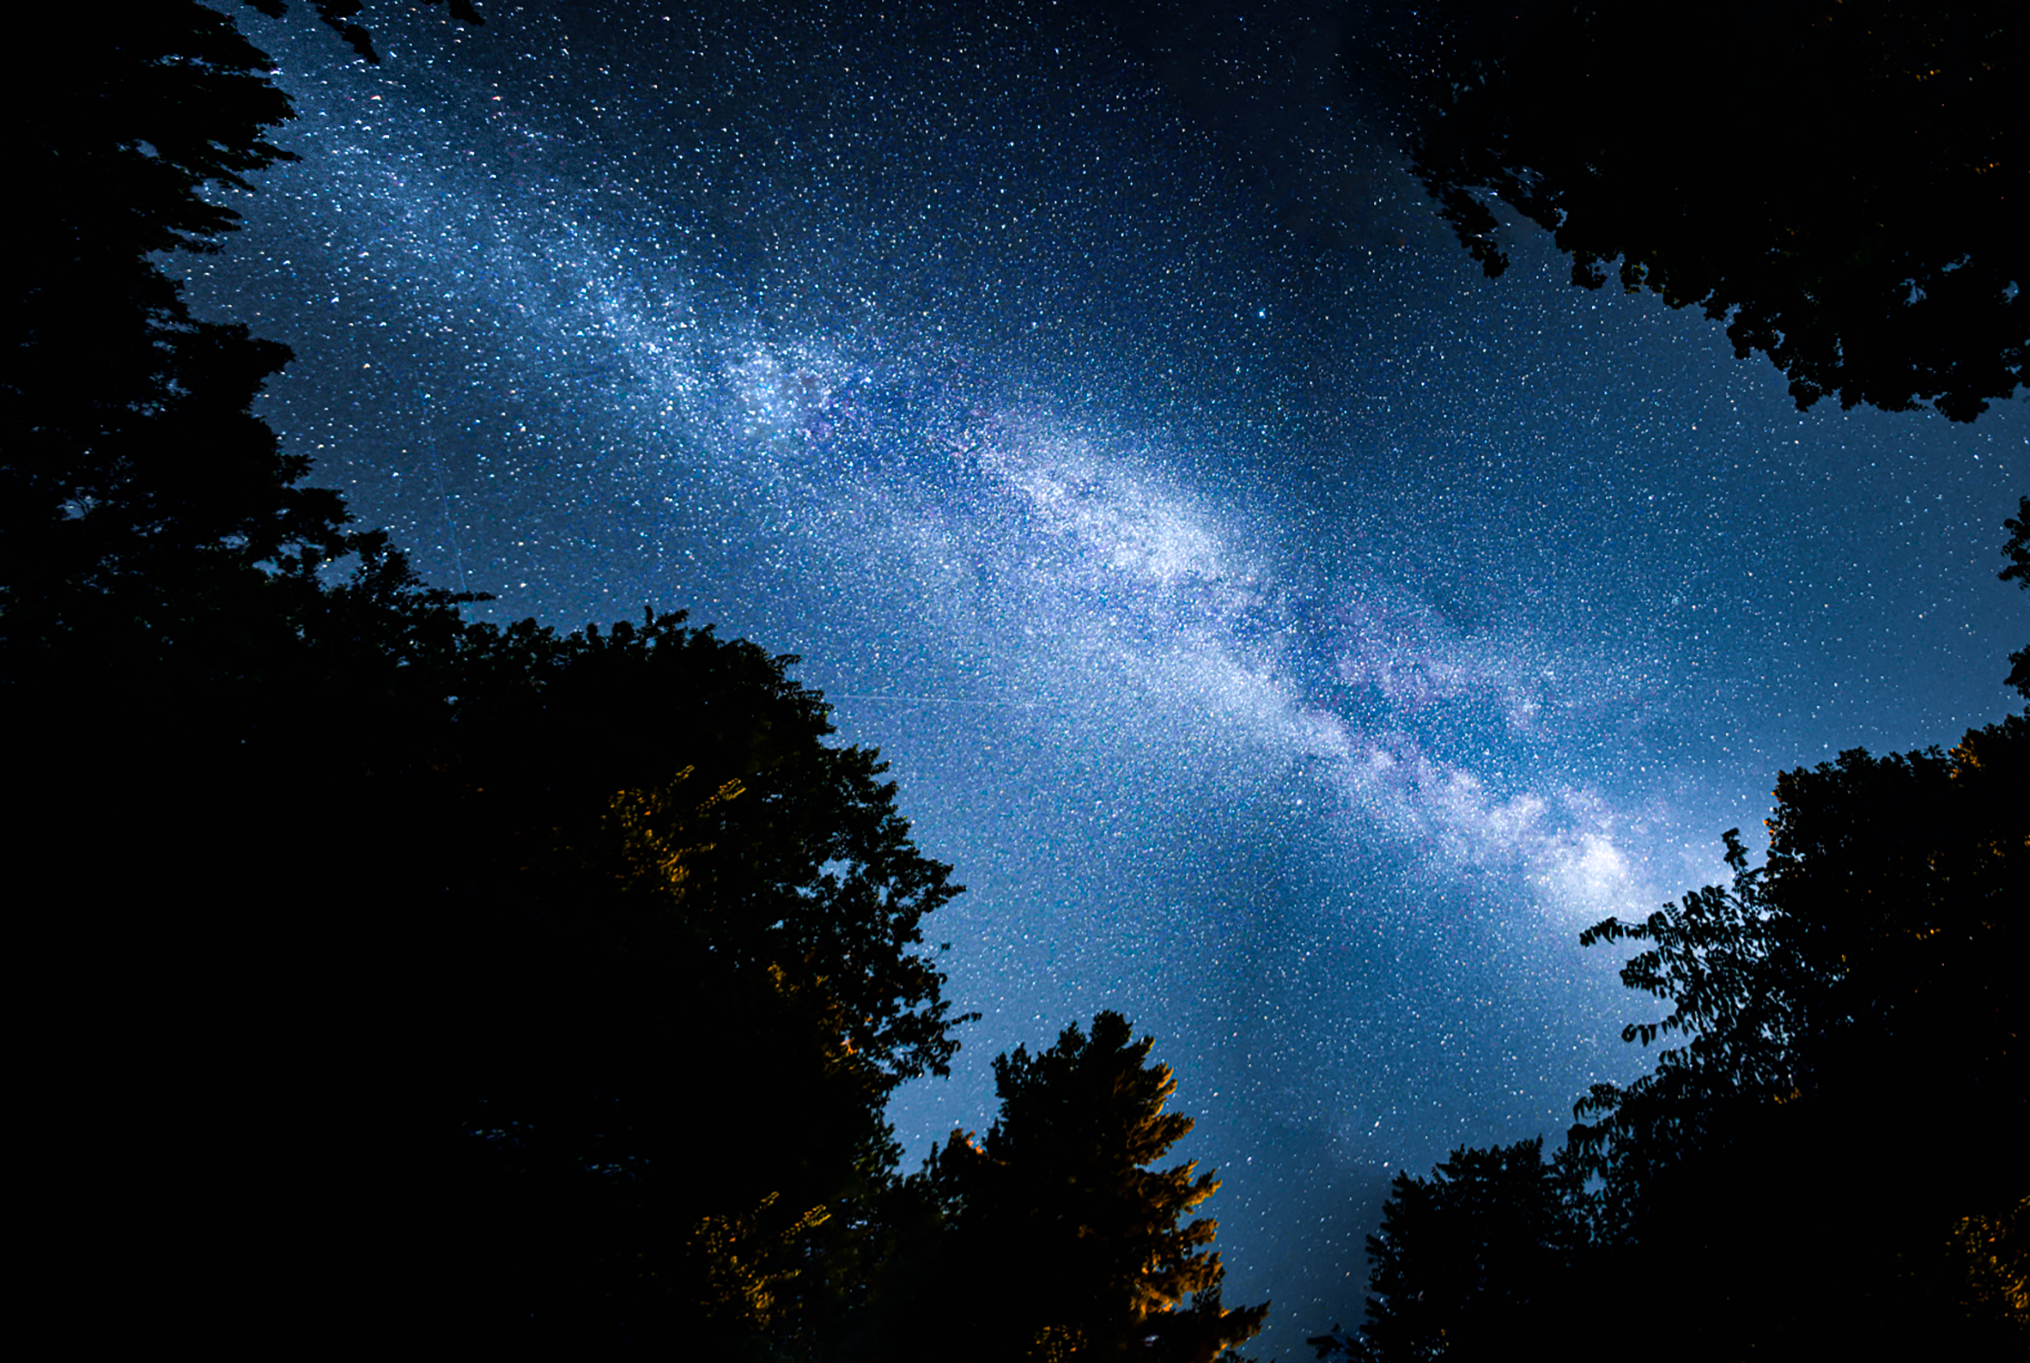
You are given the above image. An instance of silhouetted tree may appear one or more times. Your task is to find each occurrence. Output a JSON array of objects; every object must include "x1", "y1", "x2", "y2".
[
  {"x1": 1309, "y1": 1139, "x2": 1584, "y2": 1362},
  {"x1": 4, "y1": 4, "x2": 489, "y2": 657},
  {"x1": 404, "y1": 611, "x2": 974, "y2": 1354},
  {"x1": 1402, "y1": 2, "x2": 2026, "y2": 420},
  {"x1": 1321, "y1": 709, "x2": 2026, "y2": 1357},
  {"x1": 1561, "y1": 829, "x2": 1790, "y2": 1242},
  {"x1": 1567, "y1": 714, "x2": 2026, "y2": 1354},
  {"x1": 888, "y1": 1012, "x2": 1268, "y2": 1363},
  {"x1": 443, "y1": 610, "x2": 972, "y2": 1093},
  {"x1": 4, "y1": 4, "x2": 351, "y2": 664}
]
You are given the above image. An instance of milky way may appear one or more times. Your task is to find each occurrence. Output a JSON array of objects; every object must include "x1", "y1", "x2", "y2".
[{"x1": 185, "y1": 0, "x2": 2026, "y2": 1344}]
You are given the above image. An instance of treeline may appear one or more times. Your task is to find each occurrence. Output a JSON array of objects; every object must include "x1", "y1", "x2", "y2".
[{"x1": 1398, "y1": 0, "x2": 2027, "y2": 421}]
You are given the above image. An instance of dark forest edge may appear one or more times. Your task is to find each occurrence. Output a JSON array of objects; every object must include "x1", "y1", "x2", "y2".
[
  {"x1": 1313, "y1": 501, "x2": 2030, "y2": 1357},
  {"x1": 3, "y1": 2, "x2": 2021, "y2": 1357},
  {"x1": 1311, "y1": 703, "x2": 2029, "y2": 1359},
  {"x1": 1311, "y1": 502, "x2": 2030, "y2": 1358},
  {"x1": 1394, "y1": 1, "x2": 2027, "y2": 421},
  {"x1": 7, "y1": 5, "x2": 1265, "y2": 1355}
]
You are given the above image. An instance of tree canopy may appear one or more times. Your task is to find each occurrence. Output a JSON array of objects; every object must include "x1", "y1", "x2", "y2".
[
  {"x1": 891, "y1": 1012, "x2": 1269, "y2": 1363},
  {"x1": 1315, "y1": 1138, "x2": 1581, "y2": 1362},
  {"x1": 410, "y1": 612, "x2": 976, "y2": 1354},
  {"x1": 4, "y1": 3, "x2": 345, "y2": 650},
  {"x1": 8, "y1": 8, "x2": 981, "y2": 1351},
  {"x1": 3, "y1": 3, "x2": 488, "y2": 643},
  {"x1": 1403, "y1": 1, "x2": 2027, "y2": 420},
  {"x1": 1316, "y1": 707, "x2": 2028, "y2": 1359}
]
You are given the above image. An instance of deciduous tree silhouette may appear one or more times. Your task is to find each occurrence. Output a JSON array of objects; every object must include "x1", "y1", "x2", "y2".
[
  {"x1": 1319, "y1": 709, "x2": 2027, "y2": 1357},
  {"x1": 1402, "y1": 1, "x2": 2026, "y2": 420},
  {"x1": 1570, "y1": 714, "x2": 2026, "y2": 1354},
  {"x1": 400, "y1": 611, "x2": 974, "y2": 1353}
]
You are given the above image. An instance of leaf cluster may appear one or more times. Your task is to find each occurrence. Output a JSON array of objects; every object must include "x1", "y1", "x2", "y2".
[
  {"x1": 1322, "y1": 710, "x2": 2027, "y2": 1359},
  {"x1": 1405, "y1": 1, "x2": 2027, "y2": 420}
]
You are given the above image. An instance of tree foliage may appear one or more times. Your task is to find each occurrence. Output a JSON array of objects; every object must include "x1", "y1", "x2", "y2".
[
  {"x1": 1561, "y1": 830, "x2": 1790, "y2": 1237},
  {"x1": 7, "y1": 9, "x2": 982, "y2": 1351},
  {"x1": 4, "y1": 3, "x2": 348, "y2": 649},
  {"x1": 446, "y1": 609, "x2": 973, "y2": 1094},
  {"x1": 329, "y1": 608, "x2": 977, "y2": 1354},
  {"x1": 1323, "y1": 709, "x2": 2027, "y2": 1358},
  {"x1": 3, "y1": 5, "x2": 487, "y2": 646},
  {"x1": 1950, "y1": 1196, "x2": 2030, "y2": 1327},
  {"x1": 1312, "y1": 1139, "x2": 1583, "y2": 1362},
  {"x1": 1404, "y1": 1, "x2": 2027, "y2": 420},
  {"x1": 1574, "y1": 717, "x2": 2026, "y2": 1354},
  {"x1": 888, "y1": 1013, "x2": 1268, "y2": 1363}
]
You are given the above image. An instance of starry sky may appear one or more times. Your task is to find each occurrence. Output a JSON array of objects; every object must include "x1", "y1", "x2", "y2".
[{"x1": 185, "y1": 0, "x2": 2026, "y2": 1346}]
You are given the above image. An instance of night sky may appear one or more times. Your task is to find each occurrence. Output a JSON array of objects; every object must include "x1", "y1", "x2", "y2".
[{"x1": 185, "y1": 1, "x2": 2025, "y2": 1347}]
